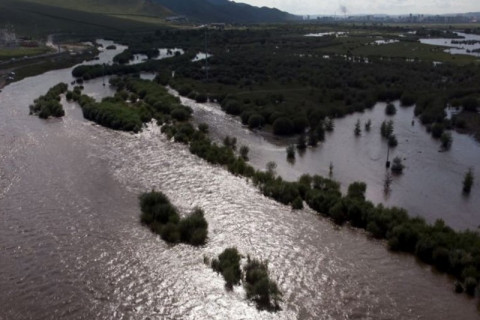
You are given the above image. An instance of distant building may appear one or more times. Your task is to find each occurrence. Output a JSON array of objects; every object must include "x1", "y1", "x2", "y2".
[
  {"x1": 0, "y1": 27, "x2": 17, "y2": 47},
  {"x1": 165, "y1": 16, "x2": 189, "y2": 23}
]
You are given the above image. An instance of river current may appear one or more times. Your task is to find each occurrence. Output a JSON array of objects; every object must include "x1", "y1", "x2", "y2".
[{"x1": 0, "y1": 41, "x2": 479, "y2": 319}]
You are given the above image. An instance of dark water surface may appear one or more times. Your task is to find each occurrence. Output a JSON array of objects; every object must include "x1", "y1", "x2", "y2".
[{"x1": 0, "y1": 42, "x2": 479, "y2": 319}]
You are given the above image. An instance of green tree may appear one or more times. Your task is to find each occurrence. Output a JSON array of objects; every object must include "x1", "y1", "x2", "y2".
[
  {"x1": 211, "y1": 248, "x2": 242, "y2": 290},
  {"x1": 385, "y1": 103, "x2": 397, "y2": 116}
]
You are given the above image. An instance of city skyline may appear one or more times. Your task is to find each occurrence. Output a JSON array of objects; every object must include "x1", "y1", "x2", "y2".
[{"x1": 233, "y1": 0, "x2": 480, "y2": 16}]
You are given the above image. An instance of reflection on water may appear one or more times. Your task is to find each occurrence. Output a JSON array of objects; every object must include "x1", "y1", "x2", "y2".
[{"x1": 0, "y1": 41, "x2": 479, "y2": 320}]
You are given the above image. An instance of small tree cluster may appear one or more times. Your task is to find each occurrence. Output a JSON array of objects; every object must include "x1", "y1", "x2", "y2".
[
  {"x1": 244, "y1": 257, "x2": 282, "y2": 311},
  {"x1": 211, "y1": 248, "x2": 242, "y2": 290},
  {"x1": 29, "y1": 83, "x2": 68, "y2": 118},
  {"x1": 139, "y1": 190, "x2": 208, "y2": 246}
]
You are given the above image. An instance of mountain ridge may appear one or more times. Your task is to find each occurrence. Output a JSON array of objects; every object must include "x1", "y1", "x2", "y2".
[{"x1": 153, "y1": 0, "x2": 299, "y2": 23}]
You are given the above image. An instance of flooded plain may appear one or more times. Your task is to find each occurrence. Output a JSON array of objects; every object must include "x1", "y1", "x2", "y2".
[
  {"x1": 420, "y1": 32, "x2": 480, "y2": 57},
  {"x1": 0, "y1": 42, "x2": 479, "y2": 319},
  {"x1": 176, "y1": 94, "x2": 480, "y2": 230}
]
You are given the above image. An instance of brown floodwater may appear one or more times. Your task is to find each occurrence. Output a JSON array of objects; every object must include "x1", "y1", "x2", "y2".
[{"x1": 0, "y1": 41, "x2": 479, "y2": 319}]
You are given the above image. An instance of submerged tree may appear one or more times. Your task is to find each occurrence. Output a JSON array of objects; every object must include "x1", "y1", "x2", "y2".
[
  {"x1": 388, "y1": 134, "x2": 398, "y2": 148},
  {"x1": 286, "y1": 145, "x2": 295, "y2": 160},
  {"x1": 296, "y1": 133, "x2": 307, "y2": 150},
  {"x1": 463, "y1": 168, "x2": 474, "y2": 194},
  {"x1": 266, "y1": 161, "x2": 277, "y2": 176},
  {"x1": 440, "y1": 132, "x2": 452, "y2": 151},
  {"x1": 244, "y1": 257, "x2": 282, "y2": 311},
  {"x1": 223, "y1": 136, "x2": 237, "y2": 150},
  {"x1": 239, "y1": 145, "x2": 250, "y2": 161},
  {"x1": 385, "y1": 103, "x2": 397, "y2": 116},
  {"x1": 381, "y1": 120, "x2": 394, "y2": 139},
  {"x1": 308, "y1": 130, "x2": 318, "y2": 147},
  {"x1": 325, "y1": 117, "x2": 334, "y2": 132},
  {"x1": 354, "y1": 119, "x2": 361, "y2": 136},
  {"x1": 211, "y1": 247, "x2": 242, "y2": 290},
  {"x1": 391, "y1": 157, "x2": 404, "y2": 174},
  {"x1": 365, "y1": 119, "x2": 372, "y2": 132}
]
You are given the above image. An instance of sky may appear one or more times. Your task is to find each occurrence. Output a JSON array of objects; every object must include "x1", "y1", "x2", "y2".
[{"x1": 233, "y1": 0, "x2": 480, "y2": 15}]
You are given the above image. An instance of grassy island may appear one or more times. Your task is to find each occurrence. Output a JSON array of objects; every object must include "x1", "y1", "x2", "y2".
[
  {"x1": 139, "y1": 190, "x2": 208, "y2": 246},
  {"x1": 29, "y1": 82, "x2": 68, "y2": 118},
  {"x1": 211, "y1": 248, "x2": 282, "y2": 311}
]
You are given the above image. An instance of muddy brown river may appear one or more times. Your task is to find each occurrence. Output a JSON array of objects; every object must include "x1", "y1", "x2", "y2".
[{"x1": 0, "y1": 41, "x2": 479, "y2": 319}]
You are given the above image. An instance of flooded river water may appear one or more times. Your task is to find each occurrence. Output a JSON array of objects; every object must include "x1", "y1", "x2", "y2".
[
  {"x1": 0, "y1": 41, "x2": 479, "y2": 319},
  {"x1": 177, "y1": 95, "x2": 480, "y2": 230}
]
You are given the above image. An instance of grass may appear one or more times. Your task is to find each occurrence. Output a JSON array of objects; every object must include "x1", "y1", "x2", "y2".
[
  {"x1": 353, "y1": 41, "x2": 478, "y2": 65},
  {"x1": 0, "y1": 46, "x2": 52, "y2": 61}
]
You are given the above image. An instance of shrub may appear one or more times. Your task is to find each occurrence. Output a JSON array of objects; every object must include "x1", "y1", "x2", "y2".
[
  {"x1": 291, "y1": 197, "x2": 303, "y2": 210},
  {"x1": 244, "y1": 258, "x2": 282, "y2": 311},
  {"x1": 29, "y1": 83, "x2": 68, "y2": 118},
  {"x1": 171, "y1": 107, "x2": 191, "y2": 121},
  {"x1": 385, "y1": 103, "x2": 397, "y2": 116},
  {"x1": 239, "y1": 145, "x2": 250, "y2": 161},
  {"x1": 198, "y1": 123, "x2": 209, "y2": 133},
  {"x1": 178, "y1": 208, "x2": 208, "y2": 246},
  {"x1": 139, "y1": 191, "x2": 208, "y2": 246},
  {"x1": 211, "y1": 248, "x2": 242, "y2": 290}
]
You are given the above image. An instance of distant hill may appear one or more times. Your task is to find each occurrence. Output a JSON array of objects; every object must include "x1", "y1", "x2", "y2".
[
  {"x1": 0, "y1": 0, "x2": 163, "y2": 37},
  {"x1": 153, "y1": 0, "x2": 299, "y2": 23},
  {"x1": 22, "y1": 0, "x2": 172, "y2": 18}
]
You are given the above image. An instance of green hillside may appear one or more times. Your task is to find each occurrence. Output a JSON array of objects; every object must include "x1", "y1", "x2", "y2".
[
  {"x1": 23, "y1": 0, "x2": 172, "y2": 18},
  {"x1": 0, "y1": 0, "x2": 168, "y2": 38}
]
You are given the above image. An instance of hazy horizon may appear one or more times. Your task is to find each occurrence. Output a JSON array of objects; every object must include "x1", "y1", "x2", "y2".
[{"x1": 233, "y1": 0, "x2": 480, "y2": 16}]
